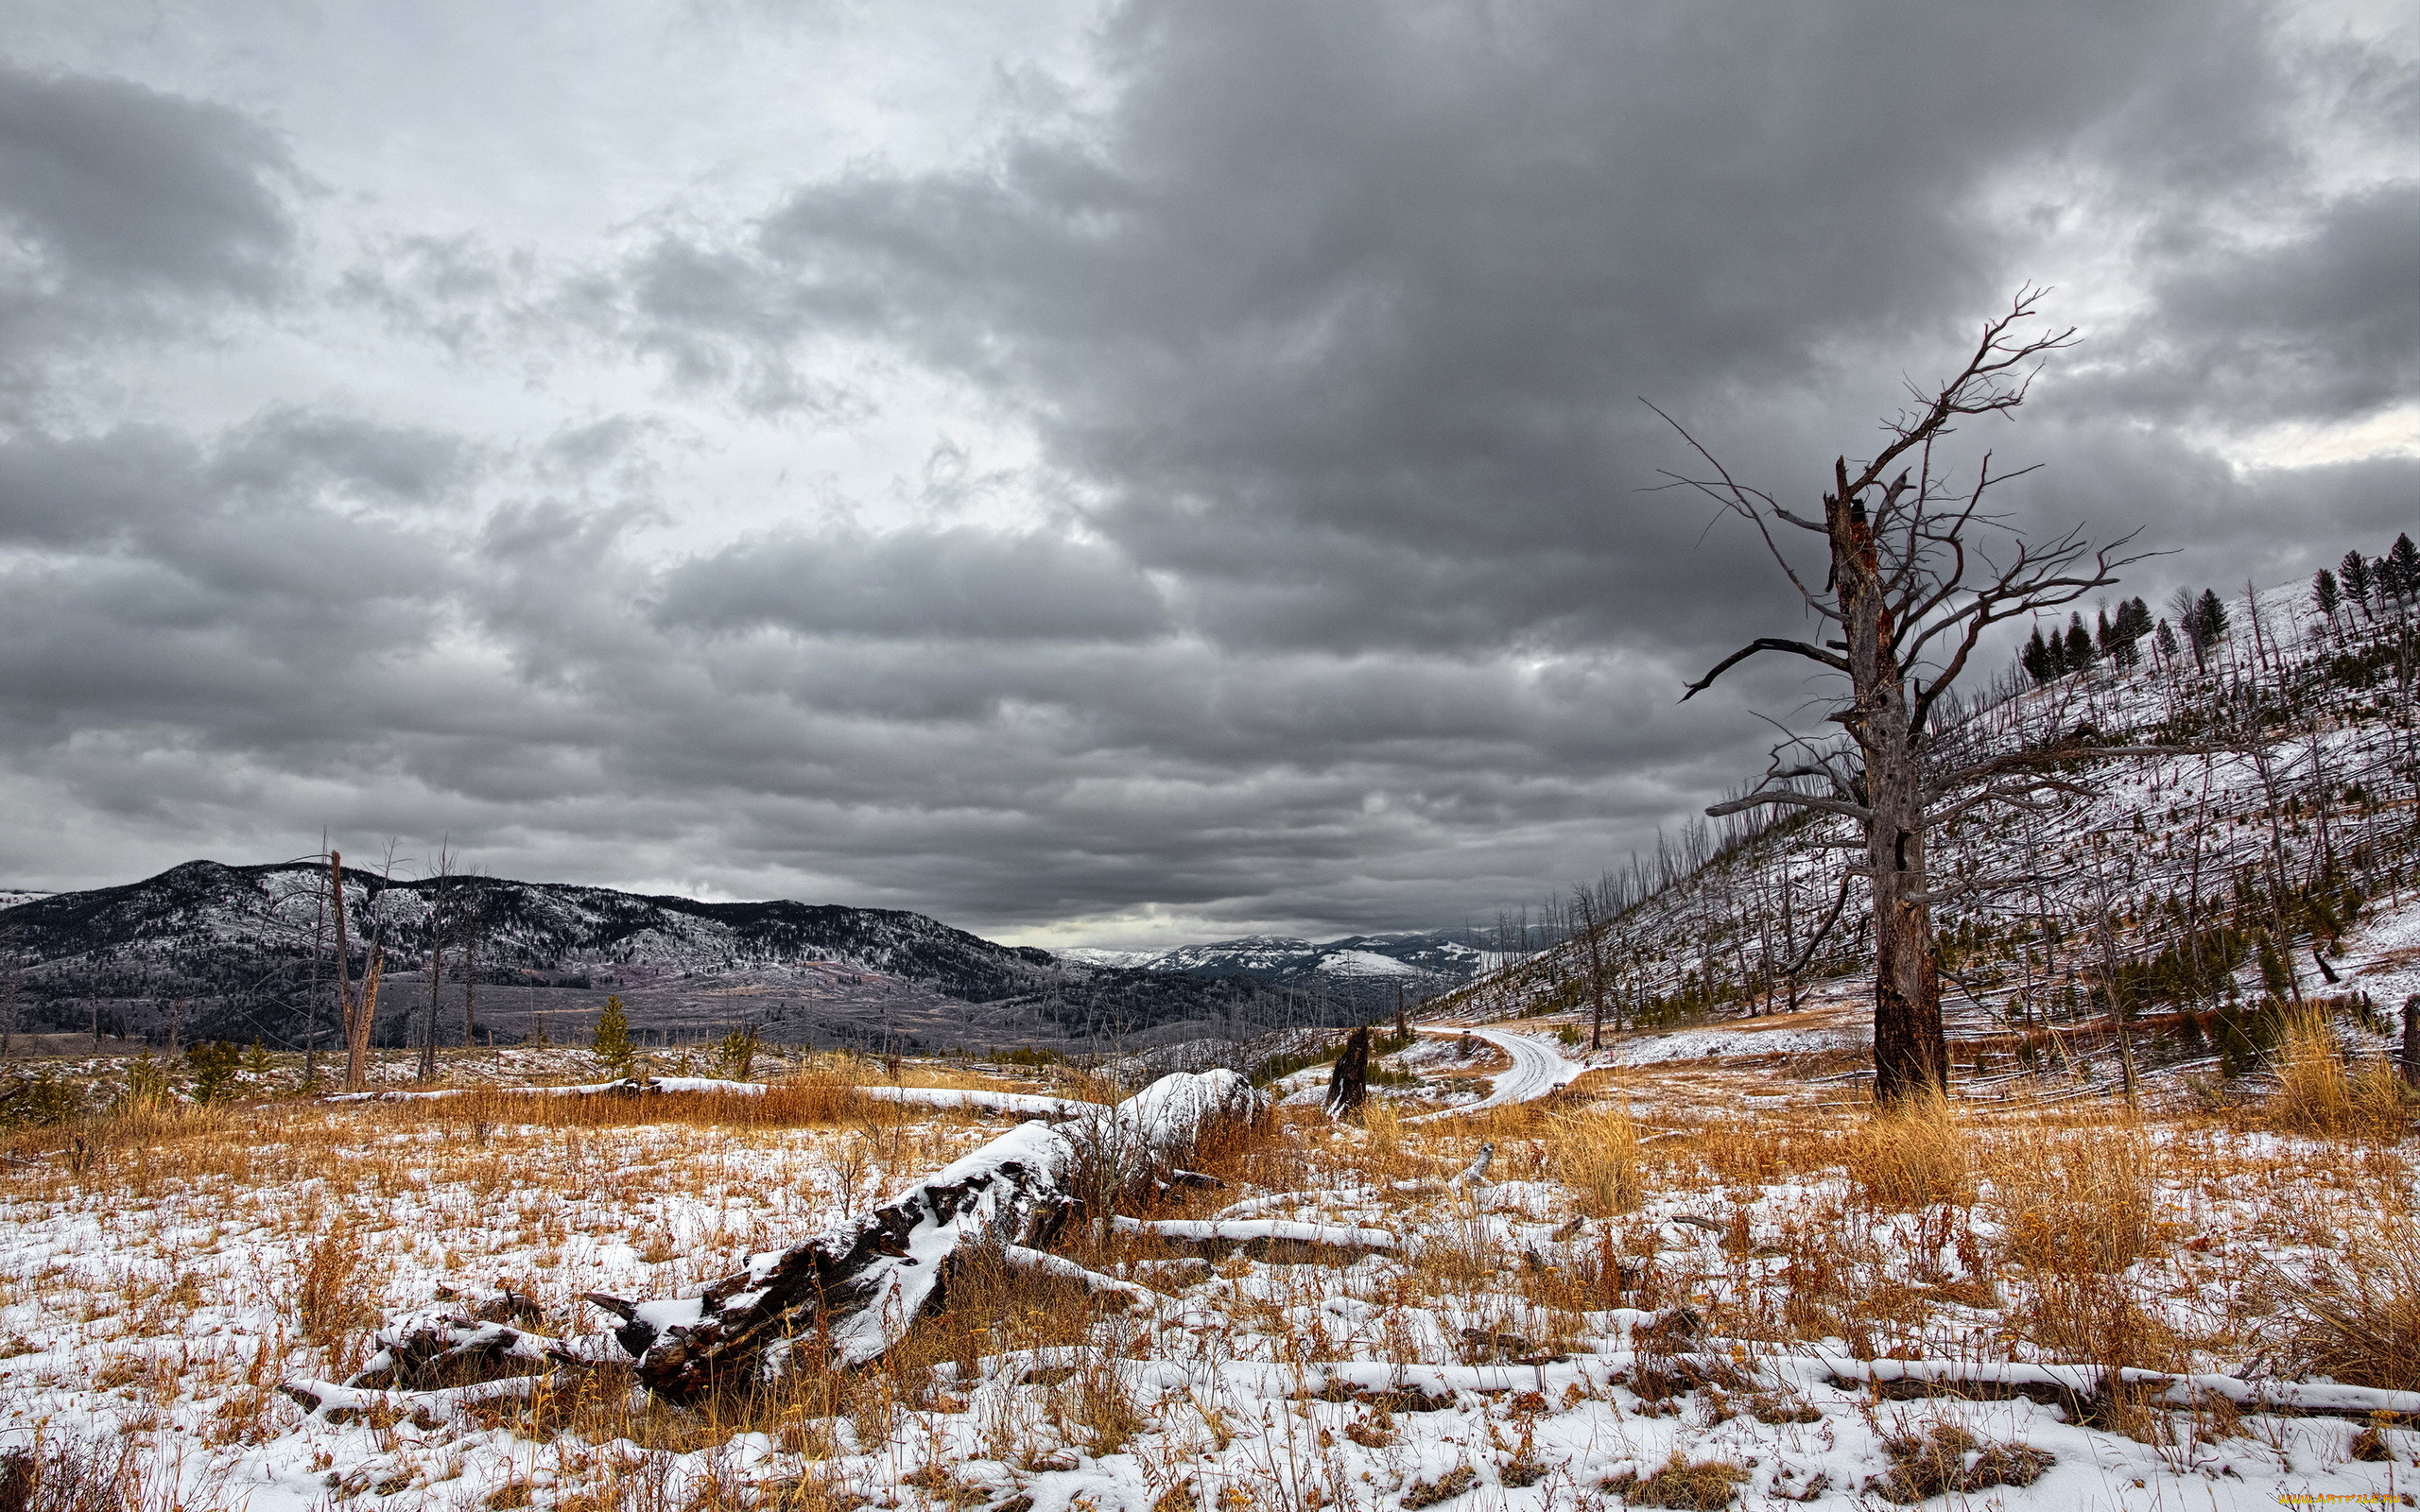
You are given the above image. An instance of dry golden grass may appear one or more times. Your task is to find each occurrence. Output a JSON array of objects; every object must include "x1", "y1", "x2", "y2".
[
  {"x1": 1599, "y1": 1453, "x2": 1749, "y2": 1508},
  {"x1": 1549, "y1": 1101, "x2": 1642, "y2": 1216},
  {"x1": 2268, "y1": 1009, "x2": 2414, "y2": 1140},
  {"x1": 2, "y1": 1050, "x2": 2413, "y2": 1510},
  {"x1": 1843, "y1": 1092, "x2": 1972, "y2": 1210},
  {"x1": 2267, "y1": 1211, "x2": 2420, "y2": 1390}
]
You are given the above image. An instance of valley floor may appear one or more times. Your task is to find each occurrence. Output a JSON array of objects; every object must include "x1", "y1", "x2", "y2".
[{"x1": 0, "y1": 1035, "x2": 2410, "y2": 1512}]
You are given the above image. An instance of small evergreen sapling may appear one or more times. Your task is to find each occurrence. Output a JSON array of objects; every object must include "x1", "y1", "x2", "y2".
[
  {"x1": 2064, "y1": 611, "x2": 2095, "y2": 672},
  {"x1": 186, "y1": 1040, "x2": 242, "y2": 1104},
  {"x1": 592, "y1": 995, "x2": 635, "y2": 1075},
  {"x1": 714, "y1": 1024, "x2": 758, "y2": 1081}
]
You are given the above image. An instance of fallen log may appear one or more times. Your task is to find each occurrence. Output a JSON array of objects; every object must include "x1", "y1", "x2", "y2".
[
  {"x1": 281, "y1": 1374, "x2": 543, "y2": 1427},
  {"x1": 998, "y1": 1245, "x2": 1165, "y2": 1309},
  {"x1": 856, "y1": 1086, "x2": 1097, "y2": 1119},
  {"x1": 1821, "y1": 1355, "x2": 2420, "y2": 1423},
  {"x1": 1111, "y1": 1214, "x2": 1397, "y2": 1256},
  {"x1": 596, "y1": 1070, "x2": 1263, "y2": 1400},
  {"x1": 324, "y1": 1075, "x2": 770, "y2": 1104}
]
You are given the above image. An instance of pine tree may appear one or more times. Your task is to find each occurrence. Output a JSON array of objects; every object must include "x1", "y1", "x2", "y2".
[
  {"x1": 2022, "y1": 626, "x2": 2054, "y2": 685},
  {"x1": 2342, "y1": 551, "x2": 2373, "y2": 619},
  {"x1": 2313, "y1": 567, "x2": 2341, "y2": 623},
  {"x1": 2196, "y1": 588, "x2": 2230, "y2": 644},
  {"x1": 2386, "y1": 532, "x2": 2419, "y2": 608},
  {"x1": 2155, "y1": 617, "x2": 2180, "y2": 662},
  {"x1": 2065, "y1": 611, "x2": 2095, "y2": 672},
  {"x1": 592, "y1": 994, "x2": 635, "y2": 1074}
]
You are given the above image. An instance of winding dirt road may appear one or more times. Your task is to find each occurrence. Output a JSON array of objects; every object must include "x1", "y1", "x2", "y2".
[{"x1": 1405, "y1": 1025, "x2": 1584, "y2": 1123}]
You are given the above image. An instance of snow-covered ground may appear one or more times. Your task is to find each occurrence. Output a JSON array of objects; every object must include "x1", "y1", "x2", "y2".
[{"x1": 0, "y1": 1053, "x2": 2407, "y2": 1511}]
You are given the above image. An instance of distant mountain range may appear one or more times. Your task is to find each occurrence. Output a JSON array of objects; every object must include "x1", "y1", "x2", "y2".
[
  {"x1": 0, "y1": 862, "x2": 1478, "y2": 1055},
  {"x1": 1059, "y1": 933, "x2": 1483, "y2": 989}
]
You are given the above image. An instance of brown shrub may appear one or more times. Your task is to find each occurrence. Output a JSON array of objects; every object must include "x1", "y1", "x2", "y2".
[
  {"x1": 1599, "y1": 1454, "x2": 1750, "y2": 1509},
  {"x1": 1873, "y1": 1422, "x2": 2052, "y2": 1503},
  {"x1": 295, "y1": 1216, "x2": 377, "y2": 1348}
]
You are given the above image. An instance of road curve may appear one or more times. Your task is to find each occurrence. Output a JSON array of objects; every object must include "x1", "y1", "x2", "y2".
[{"x1": 1403, "y1": 1026, "x2": 1584, "y2": 1124}]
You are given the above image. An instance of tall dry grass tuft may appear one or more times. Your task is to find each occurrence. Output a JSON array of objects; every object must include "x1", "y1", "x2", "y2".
[
  {"x1": 1990, "y1": 1120, "x2": 2158, "y2": 1277},
  {"x1": 1844, "y1": 1092, "x2": 1970, "y2": 1210},
  {"x1": 296, "y1": 1216, "x2": 378, "y2": 1349},
  {"x1": 1549, "y1": 1101, "x2": 1642, "y2": 1217},
  {"x1": 0, "y1": 1434, "x2": 137, "y2": 1511},
  {"x1": 2269, "y1": 1220, "x2": 2420, "y2": 1390},
  {"x1": 1986, "y1": 1117, "x2": 2174, "y2": 1369},
  {"x1": 2267, "y1": 1010, "x2": 2412, "y2": 1139}
]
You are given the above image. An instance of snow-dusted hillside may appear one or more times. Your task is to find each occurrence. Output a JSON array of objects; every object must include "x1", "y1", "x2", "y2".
[
  {"x1": 1442, "y1": 565, "x2": 2418, "y2": 1093},
  {"x1": 1063, "y1": 930, "x2": 1483, "y2": 998},
  {"x1": 0, "y1": 865, "x2": 1347, "y2": 1053}
]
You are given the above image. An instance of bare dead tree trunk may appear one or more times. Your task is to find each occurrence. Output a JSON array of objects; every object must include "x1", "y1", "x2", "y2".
[
  {"x1": 1574, "y1": 885, "x2": 1611, "y2": 1049},
  {"x1": 332, "y1": 851, "x2": 364, "y2": 1092},
  {"x1": 461, "y1": 881, "x2": 479, "y2": 1049},
  {"x1": 1664, "y1": 289, "x2": 2197, "y2": 1106},
  {"x1": 306, "y1": 843, "x2": 326, "y2": 1085}
]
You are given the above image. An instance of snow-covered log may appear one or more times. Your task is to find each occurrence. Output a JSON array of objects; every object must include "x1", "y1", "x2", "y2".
[
  {"x1": 595, "y1": 1070, "x2": 1264, "y2": 1400},
  {"x1": 1822, "y1": 1355, "x2": 2420, "y2": 1421},
  {"x1": 323, "y1": 1075, "x2": 769, "y2": 1104},
  {"x1": 345, "y1": 1309, "x2": 566, "y2": 1390},
  {"x1": 1111, "y1": 1215, "x2": 1396, "y2": 1254},
  {"x1": 281, "y1": 1374, "x2": 543, "y2": 1427},
  {"x1": 856, "y1": 1086, "x2": 1096, "y2": 1119},
  {"x1": 998, "y1": 1245, "x2": 1164, "y2": 1309}
]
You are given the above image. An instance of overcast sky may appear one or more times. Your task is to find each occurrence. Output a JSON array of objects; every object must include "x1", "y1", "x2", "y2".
[{"x1": 1, "y1": 0, "x2": 2411, "y2": 948}]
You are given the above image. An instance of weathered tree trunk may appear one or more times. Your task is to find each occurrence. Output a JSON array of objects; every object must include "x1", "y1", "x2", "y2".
[
  {"x1": 332, "y1": 851, "x2": 364, "y2": 1092},
  {"x1": 420, "y1": 931, "x2": 441, "y2": 1081},
  {"x1": 587, "y1": 1070, "x2": 1263, "y2": 1401},
  {"x1": 2403, "y1": 994, "x2": 2420, "y2": 1091},
  {"x1": 1324, "y1": 1026, "x2": 1370, "y2": 1121},
  {"x1": 1828, "y1": 475, "x2": 1946, "y2": 1104}
]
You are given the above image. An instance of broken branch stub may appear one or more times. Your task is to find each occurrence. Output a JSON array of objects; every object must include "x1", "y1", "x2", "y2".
[{"x1": 609, "y1": 1070, "x2": 1264, "y2": 1400}]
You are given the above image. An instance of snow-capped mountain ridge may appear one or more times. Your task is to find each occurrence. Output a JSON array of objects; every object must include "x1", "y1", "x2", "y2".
[
  {"x1": 0, "y1": 863, "x2": 1481, "y2": 1050},
  {"x1": 1059, "y1": 930, "x2": 1481, "y2": 988}
]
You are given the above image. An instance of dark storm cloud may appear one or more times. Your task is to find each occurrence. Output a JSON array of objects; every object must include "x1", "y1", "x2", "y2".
[
  {"x1": 0, "y1": 62, "x2": 294, "y2": 297},
  {"x1": 0, "y1": 1, "x2": 2411, "y2": 938},
  {"x1": 2077, "y1": 181, "x2": 2420, "y2": 426},
  {"x1": 0, "y1": 62, "x2": 299, "y2": 401},
  {"x1": 657, "y1": 525, "x2": 1172, "y2": 642},
  {"x1": 618, "y1": 0, "x2": 2411, "y2": 669}
]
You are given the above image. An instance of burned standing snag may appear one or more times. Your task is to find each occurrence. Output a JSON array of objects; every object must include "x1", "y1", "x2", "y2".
[
  {"x1": 1324, "y1": 1025, "x2": 1371, "y2": 1121},
  {"x1": 1661, "y1": 288, "x2": 2202, "y2": 1103}
]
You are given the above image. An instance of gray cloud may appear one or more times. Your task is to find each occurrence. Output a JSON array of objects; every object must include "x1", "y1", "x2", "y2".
[
  {"x1": 617, "y1": 0, "x2": 2414, "y2": 666},
  {"x1": 0, "y1": 61, "x2": 294, "y2": 297},
  {"x1": 0, "y1": 1, "x2": 2410, "y2": 942},
  {"x1": 2079, "y1": 181, "x2": 2420, "y2": 426},
  {"x1": 658, "y1": 525, "x2": 1171, "y2": 642}
]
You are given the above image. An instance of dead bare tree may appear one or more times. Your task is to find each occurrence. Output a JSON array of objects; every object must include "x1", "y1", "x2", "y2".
[{"x1": 1663, "y1": 288, "x2": 2190, "y2": 1103}]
